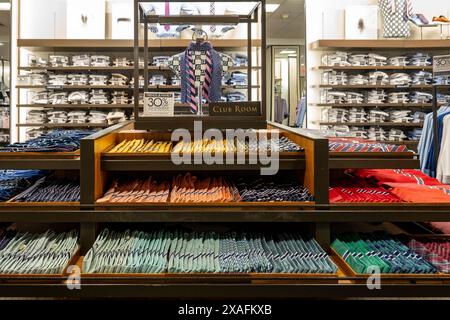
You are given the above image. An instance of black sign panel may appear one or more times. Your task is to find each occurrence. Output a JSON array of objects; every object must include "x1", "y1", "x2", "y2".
[{"x1": 209, "y1": 102, "x2": 261, "y2": 116}]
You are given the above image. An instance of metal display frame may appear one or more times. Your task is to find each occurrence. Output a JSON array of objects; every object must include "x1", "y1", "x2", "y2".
[{"x1": 133, "y1": 0, "x2": 266, "y2": 130}]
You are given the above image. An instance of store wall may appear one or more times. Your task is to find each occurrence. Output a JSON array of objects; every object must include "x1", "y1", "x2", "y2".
[{"x1": 305, "y1": 0, "x2": 450, "y2": 128}]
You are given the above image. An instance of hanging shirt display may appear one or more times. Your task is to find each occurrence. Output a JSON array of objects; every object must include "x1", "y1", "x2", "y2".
[{"x1": 167, "y1": 41, "x2": 234, "y2": 113}]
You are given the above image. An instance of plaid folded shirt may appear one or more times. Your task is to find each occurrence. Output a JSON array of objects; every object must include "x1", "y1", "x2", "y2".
[{"x1": 408, "y1": 239, "x2": 450, "y2": 274}]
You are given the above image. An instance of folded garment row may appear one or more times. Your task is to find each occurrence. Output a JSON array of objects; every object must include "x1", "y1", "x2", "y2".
[
  {"x1": 19, "y1": 71, "x2": 248, "y2": 87},
  {"x1": 0, "y1": 171, "x2": 80, "y2": 203},
  {"x1": 321, "y1": 108, "x2": 425, "y2": 124},
  {"x1": 2, "y1": 225, "x2": 450, "y2": 276},
  {"x1": 322, "y1": 125, "x2": 421, "y2": 141},
  {"x1": 328, "y1": 138, "x2": 409, "y2": 152},
  {"x1": 322, "y1": 71, "x2": 435, "y2": 86},
  {"x1": 0, "y1": 130, "x2": 93, "y2": 152},
  {"x1": 322, "y1": 52, "x2": 432, "y2": 67},
  {"x1": 31, "y1": 90, "x2": 135, "y2": 105},
  {"x1": 108, "y1": 136, "x2": 303, "y2": 154},
  {"x1": 97, "y1": 174, "x2": 313, "y2": 203},
  {"x1": 332, "y1": 233, "x2": 450, "y2": 274},
  {"x1": 29, "y1": 54, "x2": 248, "y2": 69},
  {"x1": 321, "y1": 90, "x2": 439, "y2": 104},
  {"x1": 0, "y1": 227, "x2": 79, "y2": 275},
  {"x1": 330, "y1": 169, "x2": 450, "y2": 203},
  {"x1": 26, "y1": 109, "x2": 127, "y2": 125}
]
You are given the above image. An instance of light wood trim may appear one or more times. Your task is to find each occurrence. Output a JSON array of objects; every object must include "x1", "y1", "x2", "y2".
[{"x1": 312, "y1": 39, "x2": 450, "y2": 50}]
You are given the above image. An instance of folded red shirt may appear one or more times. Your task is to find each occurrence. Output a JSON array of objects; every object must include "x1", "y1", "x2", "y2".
[
  {"x1": 350, "y1": 169, "x2": 443, "y2": 186},
  {"x1": 382, "y1": 182, "x2": 450, "y2": 203}
]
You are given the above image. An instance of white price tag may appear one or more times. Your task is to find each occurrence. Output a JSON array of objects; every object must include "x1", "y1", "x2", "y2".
[
  {"x1": 143, "y1": 92, "x2": 174, "y2": 117},
  {"x1": 433, "y1": 55, "x2": 450, "y2": 76}
]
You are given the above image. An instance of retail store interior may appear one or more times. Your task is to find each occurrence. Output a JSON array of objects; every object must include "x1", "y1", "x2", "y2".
[{"x1": 0, "y1": 0, "x2": 450, "y2": 301}]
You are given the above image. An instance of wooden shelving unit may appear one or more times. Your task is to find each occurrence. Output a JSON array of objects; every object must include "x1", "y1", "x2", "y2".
[
  {"x1": 312, "y1": 39, "x2": 450, "y2": 50},
  {"x1": 316, "y1": 66, "x2": 434, "y2": 71},
  {"x1": 318, "y1": 84, "x2": 433, "y2": 89},
  {"x1": 319, "y1": 121, "x2": 423, "y2": 127},
  {"x1": 316, "y1": 103, "x2": 434, "y2": 108}
]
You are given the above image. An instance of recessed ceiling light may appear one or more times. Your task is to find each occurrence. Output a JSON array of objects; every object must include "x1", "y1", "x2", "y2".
[
  {"x1": 282, "y1": 14, "x2": 289, "y2": 19},
  {"x1": 0, "y1": 3, "x2": 11, "y2": 11},
  {"x1": 280, "y1": 49, "x2": 297, "y2": 54},
  {"x1": 0, "y1": 43, "x2": 4, "y2": 46},
  {"x1": 266, "y1": 4, "x2": 280, "y2": 13}
]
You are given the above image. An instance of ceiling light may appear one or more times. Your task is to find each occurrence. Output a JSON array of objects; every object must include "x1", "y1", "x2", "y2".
[
  {"x1": 0, "y1": 3, "x2": 11, "y2": 11},
  {"x1": 0, "y1": 43, "x2": 4, "y2": 46},
  {"x1": 282, "y1": 14, "x2": 289, "y2": 19},
  {"x1": 280, "y1": 49, "x2": 297, "y2": 54},
  {"x1": 266, "y1": 4, "x2": 280, "y2": 13},
  {"x1": 288, "y1": 54, "x2": 297, "y2": 58}
]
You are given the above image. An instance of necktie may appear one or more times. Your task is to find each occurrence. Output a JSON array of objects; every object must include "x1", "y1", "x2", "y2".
[
  {"x1": 202, "y1": 50, "x2": 212, "y2": 102},
  {"x1": 164, "y1": 1, "x2": 170, "y2": 31},
  {"x1": 210, "y1": 2, "x2": 216, "y2": 33},
  {"x1": 187, "y1": 52, "x2": 198, "y2": 113}
]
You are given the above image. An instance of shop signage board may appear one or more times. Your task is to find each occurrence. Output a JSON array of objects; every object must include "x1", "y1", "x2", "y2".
[
  {"x1": 143, "y1": 92, "x2": 174, "y2": 117},
  {"x1": 209, "y1": 102, "x2": 261, "y2": 116},
  {"x1": 433, "y1": 55, "x2": 450, "y2": 76}
]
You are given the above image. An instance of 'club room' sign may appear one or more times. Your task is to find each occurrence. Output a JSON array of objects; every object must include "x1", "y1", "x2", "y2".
[{"x1": 209, "y1": 102, "x2": 261, "y2": 116}]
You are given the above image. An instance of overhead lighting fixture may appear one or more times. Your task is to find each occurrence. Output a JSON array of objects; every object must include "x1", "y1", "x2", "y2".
[
  {"x1": 280, "y1": 49, "x2": 297, "y2": 54},
  {"x1": 0, "y1": 43, "x2": 4, "y2": 46},
  {"x1": 266, "y1": 4, "x2": 280, "y2": 13},
  {"x1": 0, "y1": 3, "x2": 11, "y2": 11},
  {"x1": 288, "y1": 54, "x2": 298, "y2": 58}
]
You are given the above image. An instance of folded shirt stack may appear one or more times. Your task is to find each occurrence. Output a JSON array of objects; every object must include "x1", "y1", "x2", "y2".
[
  {"x1": 389, "y1": 110, "x2": 413, "y2": 123},
  {"x1": 407, "y1": 239, "x2": 450, "y2": 274},
  {"x1": 236, "y1": 176, "x2": 313, "y2": 202},
  {"x1": 111, "y1": 91, "x2": 129, "y2": 105},
  {"x1": 153, "y1": 56, "x2": 170, "y2": 67},
  {"x1": 409, "y1": 91, "x2": 433, "y2": 103},
  {"x1": 49, "y1": 55, "x2": 69, "y2": 67},
  {"x1": 366, "y1": 90, "x2": 387, "y2": 104},
  {"x1": 225, "y1": 91, "x2": 246, "y2": 102},
  {"x1": 0, "y1": 170, "x2": 46, "y2": 202},
  {"x1": 388, "y1": 128, "x2": 407, "y2": 141},
  {"x1": 28, "y1": 56, "x2": 48, "y2": 67},
  {"x1": 412, "y1": 111, "x2": 426, "y2": 123},
  {"x1": 349, "y1": 126, "x2": 368, "y2": 139},
  {"x1": 388, "y1": 92, "x2": 409, "y2": 104},
  {"x1": 348, "y1": 74, "x2": 368, "y2": 85},
  {"x1": 388, "y1": 56, "x2": 409, "y2": 67},
  {"x1": 72, "y1": 54, "x2": 91, "y2": 67},
  {"x1": 87, "y1": 111, "x2": 108, "y2": 124},
  {"x1": 435, "y1": 75, "x2": 450, "y2": 85},
  {"x1": 350, "y1": 169, "x2": 450, "y2": 203},
  {"x1": 437, "y1": 93, "x2": 450, "y2": 104},
  {"x1": 109, "y1": 139, "x2": 173, "y2": 153},
  {"x1": 234, "y1": 54, "x2": 248, "y2": 67},
  {"x1": 68, "y1": 91, "x2": 89, "y2": 104},
  {"x1": 109, "y1": 74, "x2": 129, "y2": 86},
  {"x1": 328, "y1": 138, "x2": 408, "y2": 152},
  {"x1": 30, "y1": 73, "x2": 47, "y2": 86},
  {"x1": 329, "y1": 178, "x2": 402, "y2": 203},
  {"x1": 47, "y1": 110, "x2": 68, "y2": 124},
  {"x1": 408, "y1": 53, "x2": 432, "y2": 66},
  {"x1": 26, "y1": 110, "x2": 47, "y2": 124},
  {"x1": 130, "y1": 93, "x2": 144, "y2": 105},
  {"x1": 227, "y1": 72, "x2": 248, "y2": 86},
  {"x1": 67, "y1": 74, "x2": 89, "y2": 86},
  {"x1": 171, "y1": 77, "x2": 181, "y2": 86},
  {"x1": 321, "y1": 51, "x2": 350, "y2": 66},
  {"x1": 83, "y1": 228, "x2": 337, "y2": 274},
  {"x1": 149, "y1": 75, "x2": 167, "y2": 86},
  {"x1": 130, "y1": 75, "x2": 145, "y2": 88},
  {"x1": 47, "y1": 74, "x2": 67, "y2": 86},
  {"x1": 368, "y1": 71, "x2": 389, "y2": 85},
  {"x1": 389, "y1": 73, "x2": 412, "y2": 86},
  {"x1": 50, "y1": 131, "x2": 87, "y2": 150},
  {"x1": 412, "y1": 71, "x2": 433, "y2": 85},
  {"x1": 368, "y1": 110, "x2": 389, "y2": 122},
  {"x1": 11, "y1": 176, "x2": 80, "y2": 203},
  {"x1": 90, "y1": 55, "x2": 110, "y2": 67},
  {"x1": 48, "y1": 92, "x2": 68, "y2": 104},
  {"x1": 89, "y1": 89, "x2": 109, "y2": 104},
  {"x1": 332, "y1": 233, "x2": 437, "y2": 274},
  {"x1": 407, "y1": 128, "x2": 423, "y2": 141},
  {"x1": 368, "y1": 53, "x2": 388, "y2": 66},
  {"x1": 322, "y1": 71, "x2": 348, "y2": 85},
  {"x1": 368, "y1": 126, "x2": 388, "y2": 141},
  {"x1": 113, "y1": 57, "x2": 132, "y2": 67},
  {"x1": 31, "y1": 91, "x2": 48, "y2": 104},
  {"x1": 348, "y1": 54, "x2": 369, "y2": 66},
  {"x1": 68, "y1": 110, "x2": 88, "y2": 124},
  {"x1": 346, "y1": 92, "x2": 364, "y2": 104},
  {"x1": 0, "y1": 228, "x2": 79, "y2": 274},
  {"x1": 321, "y1": 91, "x2": 346, "y2": 104},
  {"x1": 348, "y1": 108, "x2": 367, "y2": 123},
  {"x1": 107, "y1": 110, "x2": 126, "y2": 125},
  {"x1": 322, "y1": 108, "x2": 348, "y2": 123},
  {"x1": 89, "y1": 75, "x2": 109, "y2": 86}
]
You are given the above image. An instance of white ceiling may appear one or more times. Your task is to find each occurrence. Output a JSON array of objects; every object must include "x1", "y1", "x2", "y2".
[{"x1": 266, "y1": 0, "x2": 305, "y2": 40}]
